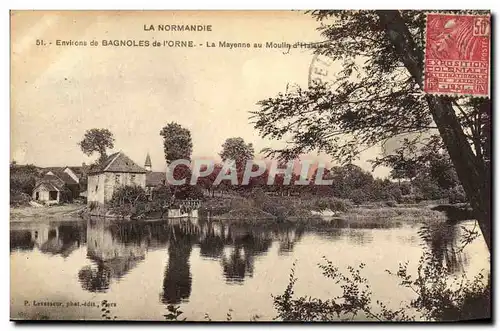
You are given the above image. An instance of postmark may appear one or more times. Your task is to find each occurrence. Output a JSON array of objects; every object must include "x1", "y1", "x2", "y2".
[
  {"x1": 424, "y1": 13, "x2": 490, "y2": 97},
  {"x1": 308, "y1": 53, "x2": 337, "y2": 88}
]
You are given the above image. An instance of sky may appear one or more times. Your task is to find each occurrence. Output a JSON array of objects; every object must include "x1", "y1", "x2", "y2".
[{"x1": 11, "y1": 11, "x2": 390, "y2": 178}]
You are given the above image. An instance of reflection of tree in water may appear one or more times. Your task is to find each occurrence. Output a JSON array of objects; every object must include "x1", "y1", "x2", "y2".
[
  {"x1": 277, "y1": 226, "x2": 305, "y2": 255},
  {"x1": 315, "y1": 228, "x2": 343, "y2": 240},
  {"x1": 78, "y1": 262, "x2": 111, "y2": 293},
  {"x1": 418, "y1": 222, "x2": 466, "y2": 273},
  {"x1": 222, "y1": 247, "x2": 250, "y2": 282},
  {"x1": 198, "y1": 223, "x2": 225, "y2": 259},
  {"x1": 221, "y1": 229, "x2": 273, "y2": 283},
  {"x1": 344, "y1": 229, "x2": 373, "y2": 246},
  {"x1": 160, "y1": 225, "x2": 197, "y2": 305},
  {"x1": 10, "y1": 230, "x2": 35, "y2": 252}
]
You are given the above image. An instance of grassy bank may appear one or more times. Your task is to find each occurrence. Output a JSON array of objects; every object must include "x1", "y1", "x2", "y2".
[
  {"x1": 345, "y1": 206, "x2": 448, "y2": 223},
  {"x1": 10, "y1": 204, "x2": 85, "y2": 222},
  {"x1": 204, "y1": 195, "x2": 458, "y2": 227}
]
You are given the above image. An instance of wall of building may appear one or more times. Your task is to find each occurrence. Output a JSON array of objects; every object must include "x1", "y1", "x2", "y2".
[
  {"x1": 103, "y1": 172, "x2": 146, "y2": 203},
  {"x1": 87, "y1": 172, "x2": 146, "y2": 206},
  {"x1": 87, "y1": 174, "x2": 106, "y2": 205},
  {"x1": 32, "y1": 187, "x2": 59, "y2": 203},
  {"x1": 87, "y1": 222, "x2": 146, "y2": 262}
]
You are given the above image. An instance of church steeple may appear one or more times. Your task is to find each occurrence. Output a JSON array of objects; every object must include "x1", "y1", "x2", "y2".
[{"x1": 144, "y1": 153, "x2": 152, "y2": 172}]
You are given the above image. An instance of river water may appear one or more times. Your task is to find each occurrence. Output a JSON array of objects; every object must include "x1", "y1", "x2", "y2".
[{"x1": 10, "y1": 218, "x2": 489, "y2": 321}]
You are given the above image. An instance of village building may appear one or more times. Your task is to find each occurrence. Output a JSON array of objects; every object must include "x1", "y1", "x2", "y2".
[
  {"x1": 32, "y1": 181, "x2": 64, "y2": 205},
  {"x1": 87, "y1": 151, "x2": 147, "y2": 206},
  {"x1": 32, "y1": 166, "x2": 82, "y2": 204},
  {"x1": 144, "y1": 153, "x2": 167, "y2": 199}
]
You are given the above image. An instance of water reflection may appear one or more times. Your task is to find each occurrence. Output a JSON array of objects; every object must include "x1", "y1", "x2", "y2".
[
  {"x1": 221, "y1": 230, "x2": 272, "y2": 283},
  {"x1": 10, "y1": 222, "x2": 86, "y2": 256},
  {"x1": 344, "y1": 229, "x2": 374, "y2": 246},
  {"x1": 78, "y1": 263, "x2": 111, "y2": 293},
  {"x1": 10, "y1": 217, "x2": 478, "y2": 313},
  {"x1": 419, "y1": 221, "x2": 467, "y2": 273},
  {"x1": 161, "y1": 223, "x2": 198, "y2": 305}
]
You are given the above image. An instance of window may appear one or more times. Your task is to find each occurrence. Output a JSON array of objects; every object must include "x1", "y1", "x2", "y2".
[
  {"x1": 131, "y1": 174, "x2": 136, "y2": 183},
  {"x1": 49, "y1": 191, "x2": 58, "y2": 201},
  {"x1": 115, "y1": 174, "x2": 120, "y2": 185}
]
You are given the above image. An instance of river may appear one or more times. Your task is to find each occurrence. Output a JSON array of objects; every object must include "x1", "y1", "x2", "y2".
[{"x1": 10, "y1": 217, "x2": 489, "y2": 321}]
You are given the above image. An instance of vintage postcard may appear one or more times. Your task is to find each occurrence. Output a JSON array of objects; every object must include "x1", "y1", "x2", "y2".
[{"x1": 10, "y1": 10, "x2": 491, "y2": 322}]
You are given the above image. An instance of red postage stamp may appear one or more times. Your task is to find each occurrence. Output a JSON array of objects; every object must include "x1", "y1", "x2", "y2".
[{"x1": 424, "y1": 13, "x2": 490, "y2": 97}]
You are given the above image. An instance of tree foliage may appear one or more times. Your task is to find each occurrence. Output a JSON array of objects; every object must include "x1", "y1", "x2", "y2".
[
  {"x1": 219, "y1": 137, "x2": 255, "y2": 164},
  {"x1": 273, "y1": 250, "x2": 490, "y2": 321},
  {"x1": 373, "y1": 135, "x2": 461, "y2": 200},
  {"x1": 160, "y1": 122, "x2": 193, "y2": 163},
  {"x1": 109, "y1": 185, "x2": 148, "y2": 217},
  {"x1": 78, "y1": 128, "x2": 115, "y2": 164},
  {"x1": 251, "y1": 10, "x2": 491, "y2": 251},
  {"x1": 10, "y1": 163, "x2": 40, "y2": 195}
]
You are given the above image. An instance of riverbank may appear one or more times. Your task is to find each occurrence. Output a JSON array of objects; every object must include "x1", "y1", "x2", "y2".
[
  {"x1": 10, "y1": 204, "x2": 85, "y2": 222},
  {"x1": 210, "y1": 205, "x2": 454, "y2": 228},
  {"x1": 10, "y1": 201, "x2": 467, "y2": 227}
]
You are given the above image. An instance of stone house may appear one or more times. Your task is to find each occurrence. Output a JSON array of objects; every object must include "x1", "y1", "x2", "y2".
[
  {"x1": 87, "y1": 151, "x2": 146, "y2": 206},
  {"x1": 32, "y1": 181, "x2": 64, "y2": 205},
  {"x1": 32, "y1": 167, "x2": 82, "y2": 204}
]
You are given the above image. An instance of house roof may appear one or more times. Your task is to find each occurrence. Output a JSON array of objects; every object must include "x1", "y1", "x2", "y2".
[
  {"x1": 45, "y1": 170, "x2": 79, "y2": 185},
  {"x1": 89, "y1": 152, "x2": 146, "y2": 174},
  {"x1": 146, "y1": 171, "x2": 166, "y2": 187},
  {"x1": 43, "y1": 166, "x2": 83, "y2": 182},
  {"x1": 34, "y1": 181, "x2": 62, "y2": 192},
  {"x1": 57, "y1": 171, "x2": 79, "y2": 185},
  {"x1": 67, "y1": 166, "x2": 88, "y2": 178},
  {"x1": 38, "y1": 174, "x2": 64, "y2": 186}
]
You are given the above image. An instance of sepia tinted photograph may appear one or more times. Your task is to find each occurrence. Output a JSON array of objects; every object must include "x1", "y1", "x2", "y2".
[{"x1": 10, "y1": 9, "x2": 491, "y2": 322}]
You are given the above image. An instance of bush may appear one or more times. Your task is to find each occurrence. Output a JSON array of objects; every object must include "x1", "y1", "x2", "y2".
[
  {"x1": 109, "y1": 185, "x2": 148, "y2": 217},
  {"x1": 251, "y1": 187, "x2": 267, "y2": 209},
  {"x1": 385, "y1": 200, "x2": 397, "y2": 208},
  {"x1": 273, "y1": 249, "x2": 490, "y2": 321},
  {"x1": 329, "y1": 198, "x2": 350, "y2": 212},
  {"x1": 10, "y1": 192, "x2": 31, "y2": 207},
  {"x1": 261, "y1": 199, "x2": 289, "y2": 221},
  {"x1": 173, "y1": 185, "x2": 204, "y2": 200},
  {"x1": 349, "y1": 189, "x2": 371, "y2": 205},
  {"x1": 447, "y1": 185, "x2": 467, "y2": 204},
  {"x1": 313, "y1": 198, "x2": 330, "y2": 212},
  {"x1": 398, "y1": 195, "x2": 416, "y2": 204},
  {"x1": 230, "y1": 196, "x2": 253, "y2": 210},
  {"x1": 10, "y1": 164, "x2": 40, "y2": 196}
]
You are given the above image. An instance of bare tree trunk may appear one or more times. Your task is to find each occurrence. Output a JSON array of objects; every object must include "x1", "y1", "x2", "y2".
[{"x1": 377, "y1": 10, "x2": 491, "y2": 252}]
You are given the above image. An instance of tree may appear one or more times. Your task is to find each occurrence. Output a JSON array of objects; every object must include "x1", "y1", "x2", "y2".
[
  {"x1": 327, "y1": 164, "x2": 374, "y2": 199},
  {"x1": 160, "y1": 123, "x2": 193, "y2": 163},
  {"x1": 375, "y1": 135, "x2": 460, "y2": 200},
  {"x1": 109, "y1": 185, "x2": 148, "y2": 217},
  {"x1": 252, "y1": 10, "x2": 491, "y2": 251},
  {"x1": 10, "y1": 163, "x2": 40, "y2": 197},
  {"x1": 78, "y1": 129, "x2": 115, "y2": 164},
  {"x1": 372, "y1": 138, "x2": 419, "y2": 184},
  {"x1": 219, "y1": 137, "x2": 255, "y2": 165}
]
